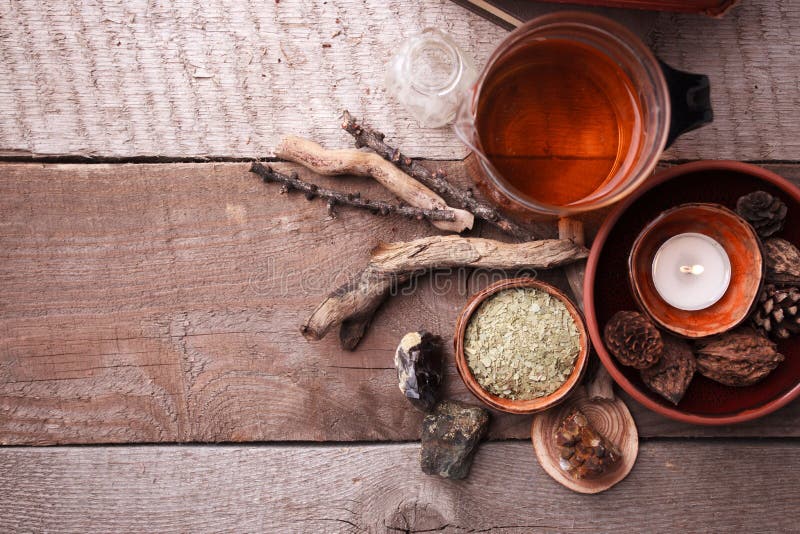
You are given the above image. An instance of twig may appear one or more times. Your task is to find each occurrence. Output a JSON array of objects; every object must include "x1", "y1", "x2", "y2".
[
  {"x1": 341, "y1": 110, "x2": 534, "y2": 240},
  {"x1": 250, "y1": 163, "x2": 456, "y2": 223},
  {"x1": 275, "y1": 136, "x2": 474, "y2": 233},
  {"x1": 301, "y1": 235, "x2": 589, "y2": 345}
]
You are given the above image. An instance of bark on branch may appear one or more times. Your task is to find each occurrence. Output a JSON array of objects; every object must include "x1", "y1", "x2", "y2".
[
  {"x1": 251, "y1": 163, "x2": 457, "y2": 223},
  {"x1": 275, "y1": 135, "x2": 474, "y2": 233},
  {"x1": 341, "y1": 110, "x2": 534, "y2": 240},
  {"x1": 301, "y1": 236, "x2": 589, "y2": 344}
]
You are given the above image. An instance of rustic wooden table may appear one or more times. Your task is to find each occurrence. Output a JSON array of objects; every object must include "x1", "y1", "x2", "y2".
[{"x1": 1, "y1": 0, "x2": 799, "y2": 532}]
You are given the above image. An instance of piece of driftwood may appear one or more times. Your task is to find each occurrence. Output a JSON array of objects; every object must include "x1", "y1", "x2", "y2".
[
  {"x1": 301, "y1": 235, "x2": 589, "y2": 343},
  {"x1": 250, "y1": 162, "x2": 456, "y2": 224},
  {"x1": 342, "y1": 111, "x2": 534, "y2": 240},
  {"x1": 275, "y1": 136, "x2": 474, "y2": 233}
]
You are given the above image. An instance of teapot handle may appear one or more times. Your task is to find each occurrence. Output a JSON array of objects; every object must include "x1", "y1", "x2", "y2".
[{"x1": 659, "y1": 59, "x2": 713, "y2": 148}]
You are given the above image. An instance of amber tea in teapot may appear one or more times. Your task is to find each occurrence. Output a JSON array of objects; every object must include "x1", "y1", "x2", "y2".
[{"x1": 476, "y1": 38, "x2": 643, "y2": 207}]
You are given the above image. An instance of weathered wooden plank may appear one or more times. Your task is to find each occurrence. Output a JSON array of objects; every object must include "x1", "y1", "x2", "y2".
[
  {"x1": 1, "y1": 0, "x2": 798, "y2": 160},
  {"x1": 1, "y1": 441, "x2": 798, "y2": 532},
  {"x1": 0, "y1": 161, "x2": 798, "y2": 445}
]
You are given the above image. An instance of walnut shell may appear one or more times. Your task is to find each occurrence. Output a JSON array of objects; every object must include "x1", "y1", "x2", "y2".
[
  {"x1": 640, "y1": 335, "x2": 696, "y2": 405},
  {"x1": 603, "y1": 311, "x2": 663, "y2": 369},
  {"x1": 764, "y1": 238, "x2": 800, "y2": 286},
  {"x1": 694, "y1": 328, "x2": 784, "y2": 387}
]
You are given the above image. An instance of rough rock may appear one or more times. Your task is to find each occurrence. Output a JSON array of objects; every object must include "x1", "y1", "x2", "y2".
[
  {"x1": 420, "y1": 400, "x2": 489, "y2": 480},
  {"x1": 394, "y1": 331, "x2": 443, "y2": 412}
]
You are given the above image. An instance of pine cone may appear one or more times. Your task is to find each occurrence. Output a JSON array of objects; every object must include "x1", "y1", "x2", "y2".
[
  {"x1": 736, "y1": 190, "x2": 787, "y2": 238},
  {"x1": 752, "y1": 284, "x2": 800, "y2": 339},
  {"x1": 603, "y1": 311, "x2": 663, "y2": 369}
]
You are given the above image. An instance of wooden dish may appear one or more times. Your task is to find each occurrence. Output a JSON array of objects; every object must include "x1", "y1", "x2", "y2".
[
  {"x1": 628, "y1": 202, "x2": 764, "y2": 338},
  {"x1": 453, "y1": 277, "x2": 589, "y2": 414},
  {"x1": 531, "y1": 388, "x2": 638, "y2": 494},
  {"x1": 584, "y1": 160, "x2": 800, "y2": 425}
]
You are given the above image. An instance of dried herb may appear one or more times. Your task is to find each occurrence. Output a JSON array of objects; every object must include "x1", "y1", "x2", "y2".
[{"x1": 464, "y1": 287, "x2": 580, "y2": 400}]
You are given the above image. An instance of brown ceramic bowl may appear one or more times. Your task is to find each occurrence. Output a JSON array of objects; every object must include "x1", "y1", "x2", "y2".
[
  {"x1": 454, "y1": 277, "x2": 589, "y2": 414},
  {"x1": 585, "y1": 161, "x2": 800, "y2": 425},
  {"x1": 629, "y1": 202, "x2": 764, "y2": 338}
]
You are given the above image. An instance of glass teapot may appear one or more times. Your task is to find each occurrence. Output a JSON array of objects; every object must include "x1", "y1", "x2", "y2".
[{"x1": 453, "y1": 12, "x2": 713, "y2": 218}]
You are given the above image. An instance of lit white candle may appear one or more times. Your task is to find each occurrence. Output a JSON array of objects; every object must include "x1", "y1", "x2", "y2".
[{"x1": 651, "y1": 232, "x2": 731, "y2": 311}]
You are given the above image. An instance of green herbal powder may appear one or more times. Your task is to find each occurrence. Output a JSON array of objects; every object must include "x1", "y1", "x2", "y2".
[{"x1": 464, "y1": 287, "x2": 580, "y2": 400}]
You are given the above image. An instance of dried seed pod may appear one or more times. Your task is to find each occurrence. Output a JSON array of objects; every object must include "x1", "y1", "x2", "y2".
[
  {"x1": 736, "y1": 190, "x2": 787, "y2": 238},
  {"x1": 694, "y1": 328, "x2": 784, "y2": 386},
  {"x1": 640, "y1": 334, "x2": 696, "y2": 405},
  {"x1": 603, "y1": 311, "x2": 663, "y2": 369},
  {"x1": 752, "y1": 284, "x2": 800, "y2": 339},
  {"x1": 394, "y1": 331, "x2": 443, "y2": 412},
  {"x1": 764, "y1": 238, "x2": 800, "y2": 286},
  {"x1": 555, "y1": 409, "x2": 620, "y2": 479}
]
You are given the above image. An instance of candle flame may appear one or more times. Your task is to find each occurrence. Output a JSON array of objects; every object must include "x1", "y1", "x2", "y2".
[{"x1": 680, "y1": 264, "x2": 705, "y2": 275}]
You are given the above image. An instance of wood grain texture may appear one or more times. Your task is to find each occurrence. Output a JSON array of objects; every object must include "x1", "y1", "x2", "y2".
[
  {"x1": 1, "y1": 441, "x2": 798, "y2": 532},
  {"x1": 0, "y1": 0, "x2": 506, "y2": 159},
  {"x1": 1, "y1": 0, "x2": 799, "y2": 160},
  {"x1": 0, "y1": 161, "x2": 798, "y2": 445}
]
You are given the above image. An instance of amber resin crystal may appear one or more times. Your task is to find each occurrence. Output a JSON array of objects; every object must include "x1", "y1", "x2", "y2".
[{"x1": 555, "y1": 409, "x2": 620, "y2": 479}]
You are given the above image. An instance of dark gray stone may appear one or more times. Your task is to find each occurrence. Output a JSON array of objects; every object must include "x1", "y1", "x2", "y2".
[
  {"x1": 394, "y1": 331, "x2": 443, "y2": 412},
  {"x1": 420, "y1": 400, "x2": 490, "y2": 480}
]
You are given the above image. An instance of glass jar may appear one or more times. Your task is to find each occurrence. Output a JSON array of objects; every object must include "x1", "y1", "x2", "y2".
[{"x1": 386, "y1": 28, "x2": 477, "y2": 128}]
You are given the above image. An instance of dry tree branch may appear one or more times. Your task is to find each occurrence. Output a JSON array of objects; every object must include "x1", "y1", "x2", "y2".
[
  {"x1": 301, "y1": 235, "x2": 589, "y2": 344},
  {"x1": 341, "y1": 110, "x2": 534, "y2": 240},
  {"x1": 275, "y1": 135, "x2": 474, "y2": 233},
  {"x1": 250, "y1": 163, "x2": 457, "y2": 223}
]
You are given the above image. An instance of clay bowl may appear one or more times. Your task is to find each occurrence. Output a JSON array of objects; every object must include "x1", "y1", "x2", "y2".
[
  {"x1": 585, "y1": 160, "x2": 800, "y2": 425},
  {"x1": 629, "y1": 202, "x2": 764, "y2": 338},
  {"x1": 454, "y1": 277, "x2": 590, "y2": 414}
]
